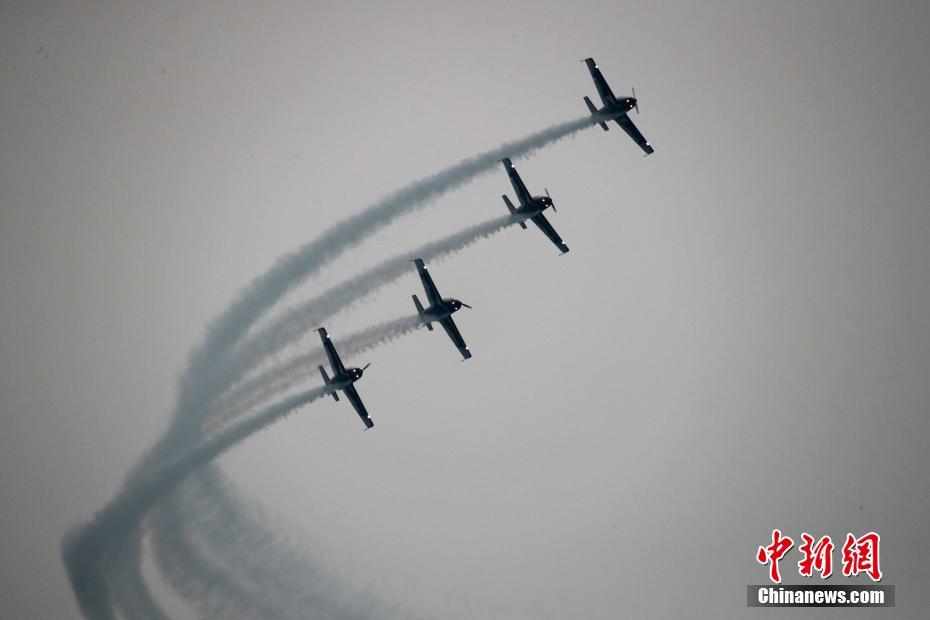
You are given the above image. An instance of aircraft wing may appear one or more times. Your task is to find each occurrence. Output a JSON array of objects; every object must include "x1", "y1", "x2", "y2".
[
  {"x1": 343, "y1": 384, "x2": 374, "y2": 429},
  {"x1": 530, "y1": 213, "x2": 569, "y2": 254},
  {"x1": 316, "y1": 327, "x2": 346, "y2": 375},
  {"x1": 501, "y1": 158, "x2": 533, "y2": 206},
  {"x1": 583, "y1": 58, "x2": 616, "y2": 106},
  {"x1": 413, "y1": 258, "x2": 442, "y2": 306},
  {"x1": 615, "y1": 114, "x2": 654, "y2": 155},
  {"x1": 439, "y1": 316, "x2": 472, "y2": 360}
]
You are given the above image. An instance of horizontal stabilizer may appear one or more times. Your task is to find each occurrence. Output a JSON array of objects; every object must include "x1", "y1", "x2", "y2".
[
  {"x1": 412, "y1": 294, "x2": 433, "y2": 330},
  {"x1": 584, "y1": 96, "x2": 609, "y2": 131},
  {"x1": 502, "y1": 195, "x2": 527, "y2": 229},
  {"x1": 319, "y1": 365, "x2": 339, "y2": 401}
]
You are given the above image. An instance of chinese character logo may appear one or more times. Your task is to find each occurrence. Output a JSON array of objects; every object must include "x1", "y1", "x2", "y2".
[
  {"x1": 756, "y1": 529, "x2": 794, "y2": 584},
  {"x1": 798, "y1": 533, "x2": 834, "y2": 578},
  {"x1": 756, "y1": 530, "x2": 883, "y2": 583},
  {"x1": 842, "y1": 532, "x2": 882, "y2": 581}
]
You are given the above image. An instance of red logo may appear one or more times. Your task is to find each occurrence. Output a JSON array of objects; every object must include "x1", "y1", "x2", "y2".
[
  {"x1": 757, "y1": 530, "x2": 882, "y2": 583},
  {"x1": 756, "y1": 529, "x2": 794, "y2": 584},
  {"x1": 842, "y1": 532, "x2": 882, "y2": 581},
  {"x1": 798, "y1": 533, "x2": 834, "y2": 578}
]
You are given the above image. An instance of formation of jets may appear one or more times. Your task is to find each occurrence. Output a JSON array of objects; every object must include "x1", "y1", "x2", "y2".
[{"x1": 317, "y1": 58, "x2": 654, "y2": 428}]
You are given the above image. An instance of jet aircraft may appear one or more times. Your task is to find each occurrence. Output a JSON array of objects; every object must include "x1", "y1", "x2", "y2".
[
  {"x1": 500, "y1": 157, "x2": 569, "y2": 255},
  {"x1": 581, "y1": 57, "x2": 654, "y2": 155},
  {"x1": 411, "y1": 258, "x2": 473, "y2": 360},
  {"x1": 316, "y1": 327, "x2": 374, "y2": 429}
]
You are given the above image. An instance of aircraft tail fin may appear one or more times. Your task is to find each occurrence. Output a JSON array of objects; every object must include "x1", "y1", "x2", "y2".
[
  {"x1": 584, "y1": 96, "x2": 609, "y2": 131},
  {"x1": 319, "y1": 365, "x2": 339, "y2": 401},
  {"x1": 412, "y1": 294, "x2": 433, "y2": 330},
  {"x1": 503, "y1": 195, "x2": 527, "y2": 229}
]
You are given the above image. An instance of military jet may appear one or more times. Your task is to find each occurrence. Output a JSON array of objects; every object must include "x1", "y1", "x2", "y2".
[
  {"x1": 411, "y1": 258, "x2": 472, "y2": 360},
  {"x1": 315, "y1": 327, "x2": 374, "y2": 429},
  {"x1": 581, "y1": 57, "x2": 654, "y2": 155},
  {"x1": 500, "y1": 157, "x2": 569, "y2": 255}
]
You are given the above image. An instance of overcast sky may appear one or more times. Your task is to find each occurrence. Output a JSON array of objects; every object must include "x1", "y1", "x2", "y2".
[{"x1": 2, "y1": 1, "x2": 929, "y2": 618}]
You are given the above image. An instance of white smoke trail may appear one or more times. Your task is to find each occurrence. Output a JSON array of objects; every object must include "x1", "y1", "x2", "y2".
[
  {"x1": 198, "y1": 314, "x2": 422, "y2": 433},
  {"x1": 175, "y1": 116, "x2": 593, "y2": 425},
  {"x1": 154, "y1": 469, "x2": 404, "y2": 620},
  {"x1": 150, "y1": 497, "x2": 284, "y2": 620},
  {"x1": 73, "y1": 315, "x2": 420, "y2": 620},
  {"x1": 201, "y1": 215, "x2": 516, "y2": 427},
  {"x1": 152, "y1": 471, "x2": 382, "y2": 620},
  {"x1": 153, "y1": 325, "x2": 436, "y2": 618},
  {"x1": 204, "y1": 215, "x2": 515, "y2": 428},
  {"x1": 65, "y1": 115, "x2": 595, "y2": 619},
  {"x1": 135, "y1": 315, "x2": 420, "y2": 619},
  {"x1": 64, "y1": 212, "x2": 506, "y2": 617},
  {"x1": 137, "y1": 217, "x2": 517, "y2": 617},
  {"x1": 105, "y1": 528, "x2": 169, "y2": 620},
  {"x1": 75, "y1": 215, "x2": 504, "y2": 617},
  {"x1": 62, "y1": 387, "x2": 325, "y2": 619}
]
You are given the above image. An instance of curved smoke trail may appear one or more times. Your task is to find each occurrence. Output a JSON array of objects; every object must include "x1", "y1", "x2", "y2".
[
  {"x1": 175, "y1": 116, "x2": 593, "y2": 427},
  {"x1": 147, "y1": 217, "x2": 516, "y2": 617},
  {"x1": 63, "y1": 115, "x2": 595, "y2": 619},
  {"x1": 151, "y1": 496, "x2": 286, "y2": 620},
  {"x1": 156, "y1": 214, "x2": 518, "y2": 617},
  {"x1": 154, "y1": 468, "x2": 410, "y2": 620},
  {"x1": 206, "y1": 214, "x2": 517, "y2": 428},
  {"x1": 63, "y1": 316, "x2": 422, "y2": 619},
  {"x1": 63, "y1": 385, "x2": 328, "y2": 619}
]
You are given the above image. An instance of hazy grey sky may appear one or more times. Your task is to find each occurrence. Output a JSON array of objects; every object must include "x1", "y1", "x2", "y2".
[{"x1": 2, "y1": 1, "x2": 929, "y2": 618}]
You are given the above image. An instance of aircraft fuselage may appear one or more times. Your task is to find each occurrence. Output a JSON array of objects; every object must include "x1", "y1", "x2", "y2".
[
  {"x1": 421, "y1": 297, "x2": 464, "y2": 321},
  {"x1": 598, "y1": 96, "x2": 637, "y2": 118},
  {"x1": 514, "y1": 195, "x2": 553, "y2": 218},
  {"x1": 329, "y1": 367, "x2": 364, "y2": 390}
]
